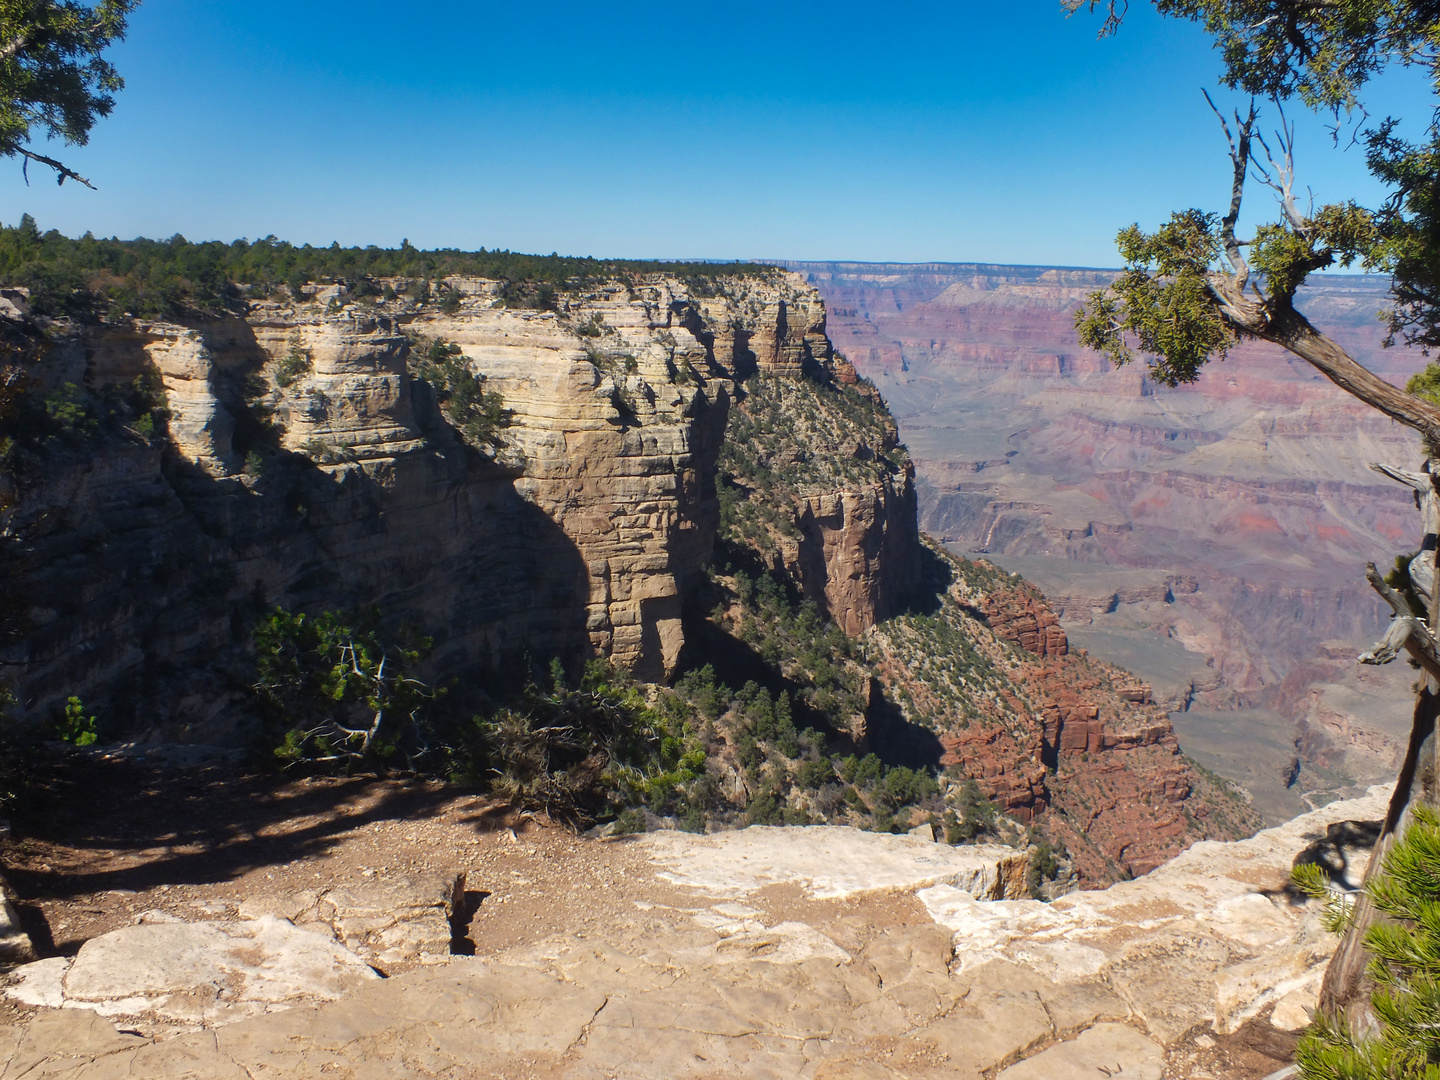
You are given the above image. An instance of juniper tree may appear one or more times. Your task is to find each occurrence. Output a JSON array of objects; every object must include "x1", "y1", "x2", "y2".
[
  {"x1": 1293, "y1": 806, "x2": 1440, "y2": 1078},
  {"x1": 1068, "y1": 0, "x2": 1440, "y2": 1025},
  {"x1": 0, "y1": 0, "x2": 137, "y2": 188}
]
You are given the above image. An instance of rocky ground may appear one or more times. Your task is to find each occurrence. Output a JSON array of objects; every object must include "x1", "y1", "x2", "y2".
[{"x1": 0, "y1": 755, "x2": 1387, "y2": 1079}]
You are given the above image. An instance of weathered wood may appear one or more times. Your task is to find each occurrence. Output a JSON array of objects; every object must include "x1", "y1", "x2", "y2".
[
  {"x1": 1358, "y1": 562, "x2": 1440, "y2": 683},
  {"x1": 1320, "y1": 464, "x2": 1440, "y2": 1025}
]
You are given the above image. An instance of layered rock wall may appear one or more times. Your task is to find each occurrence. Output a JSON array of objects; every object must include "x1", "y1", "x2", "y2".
[{"x1": 1, "y1": 272, "x2": 860, "y2": 734}]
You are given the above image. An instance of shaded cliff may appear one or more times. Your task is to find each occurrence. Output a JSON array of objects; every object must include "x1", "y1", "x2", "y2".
[{"x1": 1, "y1": 273, "x2": 809, "y2": 735}]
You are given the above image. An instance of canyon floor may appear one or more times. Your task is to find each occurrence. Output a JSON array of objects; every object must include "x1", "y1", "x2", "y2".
[{"x1": 0, "y1": 755, "x2": 1387, "y2": 1079}]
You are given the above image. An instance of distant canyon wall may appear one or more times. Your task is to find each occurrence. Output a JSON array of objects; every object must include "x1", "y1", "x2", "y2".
[{"x1": 790, "y1": 260, "x2": 1425, "y2": 786}]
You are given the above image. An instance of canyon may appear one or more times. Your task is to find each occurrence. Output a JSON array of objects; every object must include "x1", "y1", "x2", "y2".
[
  {"x1": 0, "y1": 253, "x2": 1399, "y2": 1078},
  {"x1": 0, "y1": 266, "x2": 1254, "y2": 882},
  {"x1": 790, "y1": 261, "x2": 1429, "y2": 822}
]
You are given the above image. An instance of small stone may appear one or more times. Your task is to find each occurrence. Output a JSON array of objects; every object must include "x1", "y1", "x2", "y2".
[{"x1": 1272, "y1": 985, "x2": 1317, "y2": 1032}]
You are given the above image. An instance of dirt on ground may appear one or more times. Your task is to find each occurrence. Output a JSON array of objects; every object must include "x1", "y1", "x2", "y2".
[
  {"x1": 0, "y1": 751, "x2": 932, "y2": 1016},
  {"x1": 0, "y1": 752, "x2": 1298, "y2": 1080}
]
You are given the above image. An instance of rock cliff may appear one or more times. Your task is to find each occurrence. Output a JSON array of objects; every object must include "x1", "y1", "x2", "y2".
[
  {"x1": 2, "y1": 272, "x2": 838, "y2": 729},
  {"x1": 1, "y1": 264, "x2": 1254, "y2": 879}
]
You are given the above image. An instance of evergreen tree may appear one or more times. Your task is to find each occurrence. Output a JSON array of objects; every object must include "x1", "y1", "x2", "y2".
[
  {"x1": 1294, "y1": 806, "x2": 1440, "y2": 1078},
  {"x1": 0, "y1": 1, "x2": 138, "y2": 187}
]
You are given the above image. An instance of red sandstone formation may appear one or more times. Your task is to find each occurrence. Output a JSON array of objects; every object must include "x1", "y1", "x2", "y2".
[{"x1": 868, "y1": 555, "x2": 1259, "y2": 885}]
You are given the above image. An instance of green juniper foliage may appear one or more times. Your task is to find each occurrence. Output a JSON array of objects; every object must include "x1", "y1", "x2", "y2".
[
  {"x1": 253, "y1": 608, "x2": 437, "y2": 768},
  {"x1": 456, "y1": 660, "x2": 711, "y2": 827},
  {"x1": 1293, "y1": 806, "x2": 1440, "y2": 1079},
  {"x1": 55, "y1": 695, "x2": 95, "y2": 745},
  {"x1": 0, "y1": 1, "x2": 136, "y2": 187},
  {"x1": 1068, "y1": 0, "x2": 1440, "y2": 390}
]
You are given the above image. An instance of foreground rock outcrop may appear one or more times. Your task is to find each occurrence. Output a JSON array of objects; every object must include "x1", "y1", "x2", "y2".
[{"x1": 0, "y1": 788, "x2": 1385, "y2": 1078}]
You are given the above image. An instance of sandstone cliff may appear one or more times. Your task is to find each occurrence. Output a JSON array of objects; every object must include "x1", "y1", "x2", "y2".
[
  {"x1": 0, "y1": 270, "x2": 918, "y2": 734},
  {"x1": 1, "y1": 264, "x2": 1255, "y2": 881}
]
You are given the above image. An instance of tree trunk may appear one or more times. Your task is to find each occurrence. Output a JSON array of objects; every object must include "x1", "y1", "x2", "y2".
[
  {"x1": 1231, "y1": 306, "x2": 1440, "y2": 1023},
  {"x1": 1317, "y1": 688, "x2": 1440, "y2": 1021},
  {"x1": 1260, "y1": 307, "x2": 1440, "y2": 446}
]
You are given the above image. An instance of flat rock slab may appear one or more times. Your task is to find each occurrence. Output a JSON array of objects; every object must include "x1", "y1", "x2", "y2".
[
  {"x1": 0, "y1": 788, "x2": 1397, "y2": 1077},
  {"x1": 238, "y1": 871, "x2": 463, "y2": 966},
  {"x1": 641, "y1": 825, "x2": 1028, "y2": 899},
  {"x1": 6, "y1": 915, "x2": 377, "y2": 1028},
  {"x1": 997, "y1": 1023, "x2": 1163, "y2": 1080},
  {"x1": 918, "y1": 786, "x2": 1391, "y2": 1040}
]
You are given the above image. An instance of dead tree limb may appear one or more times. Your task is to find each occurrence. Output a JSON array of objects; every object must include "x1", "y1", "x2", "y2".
[{"x1": 1359, "y1": 562, "x2": 1440, "y2": 683}]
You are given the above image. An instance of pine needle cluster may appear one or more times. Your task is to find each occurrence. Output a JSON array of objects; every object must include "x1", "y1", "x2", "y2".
[{"x1": 1294, "y1": 805, "x2": 1440, "y2": 1079}]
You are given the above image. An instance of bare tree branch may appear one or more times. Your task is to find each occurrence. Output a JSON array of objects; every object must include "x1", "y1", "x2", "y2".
[
  {"x1": 12, "y1": 145, "x2": 95, "y2": 189},
  {"x1": 1204, "y1": 90, "x2": 1258, "y2": 286},
  {"x1": 1360, "y1": 562, "x2": 1440, "y2": 683},
  {"x1": 1251, "y1": 99, "x2": 1310, "y2": 231}
]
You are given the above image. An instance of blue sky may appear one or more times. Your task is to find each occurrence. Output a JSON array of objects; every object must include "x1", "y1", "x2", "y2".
[{"x1": 0, "y1": 0, "x2": 1431, "y2": 265}]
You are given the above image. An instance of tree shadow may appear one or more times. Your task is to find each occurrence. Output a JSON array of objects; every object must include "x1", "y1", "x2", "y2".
[
  {"x1": 1291, "y1": 818, "x2": 1384, "y2": 892},
  {"x1": 3, "y1": 756, "x2": 514, "y2": 910}
]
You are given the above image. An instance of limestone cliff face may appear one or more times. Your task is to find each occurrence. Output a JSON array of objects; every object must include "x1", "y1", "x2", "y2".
[{"x1": 1, "y1": 271, "x2": 895, "y2": 733}]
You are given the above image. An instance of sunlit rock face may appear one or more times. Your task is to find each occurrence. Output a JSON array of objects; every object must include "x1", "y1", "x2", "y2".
[{"x1": 1, "y1": 271, "x2": 913, "y2": 734}]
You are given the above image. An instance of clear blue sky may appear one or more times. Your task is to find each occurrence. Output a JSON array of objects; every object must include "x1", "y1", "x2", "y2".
[{"x1": 0, "y1": 0, "x2": 1431, "y2": 265}]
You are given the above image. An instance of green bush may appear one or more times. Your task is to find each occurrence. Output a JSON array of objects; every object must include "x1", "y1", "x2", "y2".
[
  {"x1": 438, "y1": 286, "x2": 464, "y2": 314},
  {"x1": 413, "y1": 337, "x2": 511, "y2": 449},
  {"x1": 1026, "y1": 837, "x2": 1063, "y2": 897},
  {"x1": 253, "y1": 607, "x2": 436, "y2": 768},
  {"x1": 946, "y1": 780, "x2": 999, "y2": 843},
  {"x1": 56, "y1": 696, "x2": 97, "y2": 746},
  {"x1": 1295, "y1": 806, "x2": 1440, "y2": 1078}
]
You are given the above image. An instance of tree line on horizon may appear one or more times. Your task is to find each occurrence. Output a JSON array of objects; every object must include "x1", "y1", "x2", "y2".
[{"x1": 0, "y1": 214, "x2": 776, "y2": 322}]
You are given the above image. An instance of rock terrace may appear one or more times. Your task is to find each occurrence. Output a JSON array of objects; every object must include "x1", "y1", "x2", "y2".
[{"x1": 0, "y1": 786, "x2": 1386, "y2": 1079}]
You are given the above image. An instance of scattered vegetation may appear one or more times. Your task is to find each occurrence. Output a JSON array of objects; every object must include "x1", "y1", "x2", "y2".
[
  {"x1": 412, "y1": 337, "x2": 511, "y2": 450},
  {"x1": 274, "y1": 331, "x2": 312, "y2": 388},
  {"x1": 718, "y1": 374, "x2": 905, "y2": 557},
  {"x1": 0, "y1": 348, "x2": 168, "y2": 484}
]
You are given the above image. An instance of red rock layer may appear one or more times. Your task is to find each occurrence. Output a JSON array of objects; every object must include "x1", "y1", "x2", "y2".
[
  {"x1": 870, "y1": 563, "x2": 1260, "y2": 885},
  {"x1": 981, "y1": 584, "x2": 1069, "y2": 658}
]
